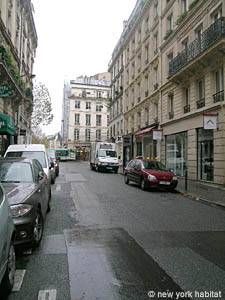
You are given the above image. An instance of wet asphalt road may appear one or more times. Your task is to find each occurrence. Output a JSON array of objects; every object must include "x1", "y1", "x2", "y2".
[{"x1": 6, "y1": 161, "x2": 225, "y2": 300}]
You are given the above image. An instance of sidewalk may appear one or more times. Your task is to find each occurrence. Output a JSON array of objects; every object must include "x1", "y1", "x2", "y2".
[{"x1": 177, "y1": 177, "x2": 225, "y2": 208}]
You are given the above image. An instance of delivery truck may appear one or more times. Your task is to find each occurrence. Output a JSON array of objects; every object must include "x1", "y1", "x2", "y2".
[{"x1": 90, "y1": 142, "x2": 119, "y2": 173}]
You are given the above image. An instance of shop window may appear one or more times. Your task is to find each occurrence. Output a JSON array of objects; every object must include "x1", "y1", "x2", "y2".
[
  {"x1": 166, "y1": 132, "x2": 187, "y2": 176},
  {"x1": 197, "y1": 129, "x2": 214, "y2": 181}
]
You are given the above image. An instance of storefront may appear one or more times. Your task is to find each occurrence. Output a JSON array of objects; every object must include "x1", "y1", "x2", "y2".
[
  {"x1": 165, "y1": 131, "x2": 187, "y2": 176},
  {"x1": 135, "y1": 126, "x2": 157, "y2": 159},
  {"x1": 197, "y1": 128, "x2": 214, "y2": 182},
  {"x1": 123, "y1": 134, "x2": 133, "y2": 168},
  {"x1": 0, "y1": 112, "x2": 16, "y2": 156}
]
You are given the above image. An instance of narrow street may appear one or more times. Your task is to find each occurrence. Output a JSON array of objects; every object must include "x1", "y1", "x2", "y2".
[{"x1": 8, "y1": 161, "x2": 225, "y2": 300}]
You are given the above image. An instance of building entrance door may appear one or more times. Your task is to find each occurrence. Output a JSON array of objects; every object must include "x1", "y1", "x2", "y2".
[{"x1": 198, "y1": 129, "x2": 214, "y2": 181}]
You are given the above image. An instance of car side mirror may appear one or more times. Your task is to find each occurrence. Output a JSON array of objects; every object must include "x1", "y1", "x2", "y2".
[{"x1": 38, "y1": 171, "x2": 44, "y2": 180}]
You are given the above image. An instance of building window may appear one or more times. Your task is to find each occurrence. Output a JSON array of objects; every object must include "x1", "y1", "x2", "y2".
[
  {"x1": 154, "y1": 32, "x2": 158, "y2": 54},
  {"x1": 86, "y1": 114, "x2": 91, "y2": 126},
  {"x1": 85, "y1": 129, "x2": 91, "y2": 141},
  {"x1": 166, "y1": 132, "x2": 187, "y2": 176},
  {"x1": 168, "y1": 93, "x2": 174, "y2": 119},
  {"x1": 145, "y1": 76, "x2": 149, "y2": 97},
  {"x1": 75, "y1": 114, "x2": 80, "y2": 125},
  {"x1": 167, "y1": 13, "x2": 174, "y2": 31},
  {"x1": 82, "y1": 90, "x2": 86, "y2": 98},
  {"x1": 97, "y1": 91, "x2": 102, "y2": 98},
  {"x1": 145, "y1": 108, "x2": 149, "y2": 126},
  {"x1": 74, "y1": 129, "x2": 79, "y2": 141},
  {"x1": 197, "y1": 129, "x2": 214, "y2": 181},
  {"x1": 211, "y1": 6, "x2": 222, "y2": 22},
  {"x1": 154, "y1": 1, "x2": 158, "y2": 18},
  {"x1": 86, "y1": 102, "x2": 91, "y2": 109},
  {"x1": 154, "y1": 102, "x2": 158, "y2": 122},
  {"x1": 96, "y1": 115, "x2": 102, "y2": 126},
  {"x1": 167, "y1": 52, "x2": 173, "y2": 73},
  {"x1": 96, "y1": 104, "x2": 102, "y2": 112},
  {"x1": 145, "y1": 44, "x2": 149, "y2": 63},
  {"x1": 215, "y1": 67, "x2": 224, "y2": 93},
  {"x1": 183, "y1": 87, "x2": 190, "y2": 113},
  {"x1": 181, "y1": 0, "x2": 188, "y2": 14},
  {"x1": 195, "y1": 24, "x2": 203, "y2": 43},
  {"x1": 196, "y1": 79, "x2": 205, "y2": 108},
  {"x1": 96, "y1": 129, "x2": 101, "y2": 141},
  {"x1": 75, "y1": 100, "x2": 80, "y2": 109},
  {"x1": 214, "y1": 67, "x2": 224, "y2": 102}
]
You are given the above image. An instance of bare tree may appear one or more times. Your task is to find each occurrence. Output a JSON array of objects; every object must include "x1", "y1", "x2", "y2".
[{"x1": 31, "y1": 82, "x2": 53, "y2": 129}]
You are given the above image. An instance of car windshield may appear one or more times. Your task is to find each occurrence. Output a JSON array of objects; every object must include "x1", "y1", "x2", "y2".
[
  {"x1": 47, "y1": 150, "x2": 56, "y2": 159},
  {"x1": 6, "y1": 151, "x2": 47, "y2": 168},
  {"x1": 143, "y1": 161, "x2": 168, "y2": 171},
  {"x1": 98, "y1": 150, "x2": 117, "y2": 158},
  {"x1": 0, "y1": 162, "x2": 33, "y2": 183}
]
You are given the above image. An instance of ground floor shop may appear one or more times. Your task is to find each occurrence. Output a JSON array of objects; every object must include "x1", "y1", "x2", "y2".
[
  {"x1": 0, "y1": 112, "x2": 16, "y2": 156},
  {"x1": 162, "y1": 109, "x2": 225, "y2": 185}
]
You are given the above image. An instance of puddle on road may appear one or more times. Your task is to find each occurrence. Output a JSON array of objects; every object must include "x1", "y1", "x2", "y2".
[{"x1": 64, "y1": 227, "x2": 183, "y2": 300}]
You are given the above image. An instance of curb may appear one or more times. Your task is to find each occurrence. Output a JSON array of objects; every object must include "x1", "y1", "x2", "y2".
[{"x1": 178, "y1": 190, "x2": 225, "y2": 209}]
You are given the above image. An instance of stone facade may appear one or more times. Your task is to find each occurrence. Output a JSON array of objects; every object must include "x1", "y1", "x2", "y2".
[
  {"x1": 0, "y1": 0, "x2": 37, "y2": 153},
  {"x1": 109, "y1": 0, "x2": 225, "y2": 185},
  {"x1": 61, "y1": 74, "x2": 111, "y2": 159}
]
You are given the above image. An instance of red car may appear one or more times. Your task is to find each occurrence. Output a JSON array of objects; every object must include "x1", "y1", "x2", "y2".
[{"x1": 124, "y1": 159, "x2": 178, "y2": 191}]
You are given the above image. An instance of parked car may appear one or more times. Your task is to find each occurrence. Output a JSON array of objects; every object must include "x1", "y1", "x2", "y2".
[
  {"x1": 0, "y1": 158, "x2": 51, "y2": 247},
  {"x1": 4, "y1": 144, "x2": 55, "y2": 185},
  {"x1": 124, "y1": 159, "x2": 178, "y2": 191},
  {"x1": 0, "y1": 183, "x2": 15, "y2": 295},
  {"x1": 47, "y1": 149, "x2": 59, "y2": 177}
]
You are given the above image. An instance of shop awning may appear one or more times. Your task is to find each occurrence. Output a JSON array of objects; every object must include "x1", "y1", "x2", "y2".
[
  {"x1": 0, "y1": 112, "x2": 16, "y2": 135},
  {"x1": 135, "y1": 126, "x2": 155, "y2": 136}
]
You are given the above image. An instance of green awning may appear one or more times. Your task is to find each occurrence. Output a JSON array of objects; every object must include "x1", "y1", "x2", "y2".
[{"x1": 0, "y1": 112, "x2": 16, "y2": 135}]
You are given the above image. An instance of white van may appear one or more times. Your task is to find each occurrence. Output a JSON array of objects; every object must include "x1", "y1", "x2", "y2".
[{"x1": 4, "y1": 144, "x2": 54, "y2": 183}]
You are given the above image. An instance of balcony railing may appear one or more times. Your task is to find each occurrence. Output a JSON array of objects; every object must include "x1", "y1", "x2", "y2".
[
  {"x1": 196, "y1": 98, "x2": 205, "y2": 109},
  {"x1": 169, "y1": 17, "x2": 225, "y2": 77},
  {"x1": 184, "y1": 104, "x2": 190, "y2": 113},
  {"x1": 213, "y1": 90, "x2": 224, "y2": 103}
]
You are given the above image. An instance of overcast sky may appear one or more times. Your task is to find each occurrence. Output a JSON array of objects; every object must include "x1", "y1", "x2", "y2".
[{"x1": 32, "y1": 0, "x2": 137, "y2": 135}]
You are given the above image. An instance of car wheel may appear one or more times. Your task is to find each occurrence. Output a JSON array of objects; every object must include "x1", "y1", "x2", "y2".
[
  {"x1": 124, "y1": 174, "x2": 129, "y2": 184},
  {"x1": 96, "y1": 165, "x2": 100, "y2": 172},
  {"x1": 2, "y1": 241, "x2": 16, "y2": 294},
  {"x1": 140, "y1": 178, "x2": 147, "y2": 191},
  {"x1": 33, "y1": 210, "x2": 44, "y2": 247}
]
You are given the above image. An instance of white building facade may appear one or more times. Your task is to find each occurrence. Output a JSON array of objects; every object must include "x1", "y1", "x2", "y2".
[
  {"x1": 62, "y1": 74, "x2": 111, "y2": 159},
  {"x1": 0, "y1": 0, "x2": 37, "y2": 153}
]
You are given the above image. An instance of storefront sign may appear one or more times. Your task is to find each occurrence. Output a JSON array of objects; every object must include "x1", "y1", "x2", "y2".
[
  {"x1": 153, "y1": 130, "x2": 162, "y2": 140},
  {"x1": 203, "y1": 113, "x2": 218, "y2": 130},
  {"x1": 0, "y1": 85, "x2": 14, "y2": 98}
]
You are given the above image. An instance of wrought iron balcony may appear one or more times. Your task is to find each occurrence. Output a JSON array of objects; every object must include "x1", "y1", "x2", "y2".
[
  {"x1": 184, "y1": 104, "x2": 190, "y2": 113},
  {"x1": 196, "y1": 98, "x2": 205, "y2": 109},
  {"x1": 169, "y1": 17, "x2": 225, "y2": 77},
  {"x1": 213, "y1": 90, "x2": 224, "y2": 103}
]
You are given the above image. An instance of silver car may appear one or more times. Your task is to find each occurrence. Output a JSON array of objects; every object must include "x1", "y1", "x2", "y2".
[{"x1": 0, "y1": 184, "x2": 15, "y2": 295}]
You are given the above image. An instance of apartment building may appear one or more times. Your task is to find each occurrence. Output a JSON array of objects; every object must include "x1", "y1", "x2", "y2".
[
  {"x1": 61, "y1": 74, "x2": 111, "y2": 159},
  {"x1": 109, "y1": 0, "x2": 225, "y2": 185},
  {"x1": 0, "y1": 0, "x2": 37, "y2": 154},
  {"x1": 109, "y1": 0, "x2": 162, "y2": 168},
  {"x1": 161, "y1": 0, "x2": 225, "y2": 185}
]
